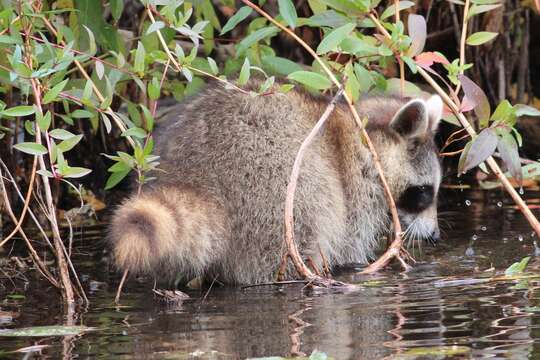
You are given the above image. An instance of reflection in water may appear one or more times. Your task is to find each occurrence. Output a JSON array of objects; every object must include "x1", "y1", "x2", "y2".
[{"x1": 0, "y1": 189, "x2": 540, "y2": 359}]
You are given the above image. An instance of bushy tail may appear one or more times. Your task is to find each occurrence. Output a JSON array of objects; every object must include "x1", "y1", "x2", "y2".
[{"x1": 109, "y1": 187, "x2": 228, "y2": 278}]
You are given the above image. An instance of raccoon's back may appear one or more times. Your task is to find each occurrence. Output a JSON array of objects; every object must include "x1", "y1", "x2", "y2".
[{"x1": 148, "y1": 84, "x2": 347, "y2": 283}]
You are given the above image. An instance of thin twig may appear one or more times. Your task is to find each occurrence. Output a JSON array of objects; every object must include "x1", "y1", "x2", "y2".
[
  {"x1": 394, "y1": 0, "x2": 405, "y2": 96},
  {"x1": 115, "y1": 269, "x2": 129, "y2": 304},
  {"x1": 0, "y1": 156, "x2": 37, "y2": 248},
  {"x1": 281, "y1": 88, "x2": 344, "y2": 279},
  {"x1": 455, "y1": 0, "x2": 471, "y2": 94}
]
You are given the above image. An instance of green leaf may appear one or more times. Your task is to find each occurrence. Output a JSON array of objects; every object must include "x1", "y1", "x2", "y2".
[
  {"x1": 515, "y1": 104, "x2": 540, "y2": 117},
  {"x1": 467, "y1": 3, "x2": 502, "y2": 19},
  {"x1": 287, "y1": 71, "x2": 332, "y2": 90},
  {"x1": 148, "y1": 77, "x2": 160, "y2": 100},
  {"x1": 381, "y1": 1, "x2": 415, "y2": 20},
  {"x1": 319, "y1": 0, "x2": 368, "y2": 13},
  {"x1": 466, "y1": 31, "x2": 498, "y2": 46},
  {"x1": 60, "y1": 166, "x2": 92, "y2": 179},
  {"x1": 462, "y1": 128, "x2": 498, "y2": 174},
  {"x1": 36, "y1": 111, "x2": 51, "y2": 131},
  {"x1": 207, "y1": 57, "x2": 219, "y2": 75},
  {"x1": 122, "y1": 127, "x2": 147, "y2": 138},
  {"x1": 13, "y1": 142, "x2": 48, "y2": 156},
  {"x1": 49, "y1": 129, "x2": 76, "y2": 140},
  {"x1": 261, "y1": 56, "x2": 303, "y2": 76},
  {"x1": 105, "y1": 169, "x2": 130, "y2": 189},
  {"x1": 238, "y1": 58, "x2": 251, "y2": 86},
  {"x1": 490, "y1": 100, "x2": 516, "y2": 125},
  {"x1": 0, "y1": 35, "x2": 22, "y2": 44},
  {"x1": 110, "y1": 0, "x2": 124, "y2": 21},
  {"x1": 82, "y1": 25, "x2": 97, "y2": 56},
  {"x1": 236, "y1": 26, "x2": 279, "y2": 55},
  {"x1": 278, "y1": 0, "x2": 298, "y2": 29},
  {"x1": 402, "y1": 55, "x2": 418, "y2": 73},
  {"x1": 316, "y1": 23, "x2": 355, "y2": 54},
  {"x1": 43, "y1": 79, "x2": 69, "y2": 104},
  {"x1": 505, "y1": 257, "x2": 530, "y2": 276},
  {"x1": 57, "y1": 135, "x2": 83, "y2": 152},
  {"x1": 1, "y1": 106, "x2": 35, "y2": 117},
  {"x1": 71, "y1": 109, "x2": 94, "y2": 119},
  {"x1": 0, "y1": 325, "x2": 92, "y2": 337},
  {"x1": 221, "y1": 6, "x2": 252, "y2": 35},
  {"x1": 95, "y1": 61, "x2": 104, "y2": 79},
  {"x1": 146, "y1": 21, "x2": 165, "y2": 35},
  {"x1": 134, "y1": 41, "x2": 146, "y2": 75},
  {"x1": 497, "y1": 131, "x2": 521, "y2": 185},
  {"x1": 307, "y1": 10, "x2": 349, "y2": 28}
]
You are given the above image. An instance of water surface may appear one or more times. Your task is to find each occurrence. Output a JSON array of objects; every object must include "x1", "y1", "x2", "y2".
[{"x1": 1, "y1": 188, "x2": 540, "y2": 359}]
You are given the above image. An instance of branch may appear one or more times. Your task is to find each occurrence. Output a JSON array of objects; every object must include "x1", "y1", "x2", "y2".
[
  {"x1": 281, "y1": 88, "x2": 344, "y2": 280},
  {"x1": 241, "y1": 0, "x2": 406, "y2": 275},
  {"x1": 368, "y1": 14, "x2": 540, "y2": 238}
]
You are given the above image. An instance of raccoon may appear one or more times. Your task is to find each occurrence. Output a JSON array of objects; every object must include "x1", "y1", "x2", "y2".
[{"x1": 109, "y1": 79, "x2": 443, "y2": 284}]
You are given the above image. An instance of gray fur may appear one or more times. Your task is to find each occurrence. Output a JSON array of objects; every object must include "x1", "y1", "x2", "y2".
[{"x1": 109, "y1": 79, "x2": 443, "y2": 284}]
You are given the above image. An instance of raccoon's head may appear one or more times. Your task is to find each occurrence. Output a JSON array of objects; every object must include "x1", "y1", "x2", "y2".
[{"x1": 365, "y1": 95, "x2": 443, "y2": 245}]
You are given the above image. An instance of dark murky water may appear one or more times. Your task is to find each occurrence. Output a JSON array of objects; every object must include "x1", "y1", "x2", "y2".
[{"x1": 1, "y1": 188, "x2": 540, "y2": 359}]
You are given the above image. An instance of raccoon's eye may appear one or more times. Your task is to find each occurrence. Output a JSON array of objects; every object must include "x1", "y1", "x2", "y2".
[{"x1": 397, "y1": 185, "x2": 435, "y2": 213}]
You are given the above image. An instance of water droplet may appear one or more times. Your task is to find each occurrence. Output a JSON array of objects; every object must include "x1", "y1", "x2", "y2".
[
  {"x1": 531, "y1": 232, "x2": 536, "y2": 238},
  {"x1": 497, "y1": 201, "x2": 503, "y2": 207},
  {"x1": 465, "y1": 247, "x2": 475, "y2": 257},
  {"x1": 518, "y1": 235, "x2": 524, "y2": 242},
  {"x1": 481, "y1": 226, "x2": 487, "y2": 231},
  {"x1": 465, "y1": 200, "x2": 471, "y2": 206},
  {"x1": 519, "y1": 187, "x2": 524, "y2": 195},
  {"x1": 472, "y1": 234, "x2": 478, "y2": 241}
]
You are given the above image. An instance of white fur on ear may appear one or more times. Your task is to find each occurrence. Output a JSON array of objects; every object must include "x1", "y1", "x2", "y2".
[
  {"x1": 390, "y1": 99, "x2": 428, "y2": 138},
  {"x1": 426, "y1": 95, "x2": 443, "y2": 132}
]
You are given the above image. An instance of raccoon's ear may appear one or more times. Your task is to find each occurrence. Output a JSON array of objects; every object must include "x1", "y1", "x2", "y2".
[
  {"x1": 390, "y1": 99, "x2": 428, "y2": 138},
  {"x1": 426, "y1": 95, "x2": 443, "y2": 132}
]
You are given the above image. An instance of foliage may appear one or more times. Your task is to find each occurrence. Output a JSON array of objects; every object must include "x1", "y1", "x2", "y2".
[{"x1": 0, "y1": 0, "x2": 537, "y2": 196}]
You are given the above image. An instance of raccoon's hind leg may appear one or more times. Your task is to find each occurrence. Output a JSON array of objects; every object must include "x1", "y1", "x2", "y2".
[{"x1": 109, "y1": 187, "x2": 229, "y2": 279}]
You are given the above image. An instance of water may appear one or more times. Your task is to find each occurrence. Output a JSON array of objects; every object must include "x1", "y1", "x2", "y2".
[{"x1": 1, "y1": 188, "x2": 540, "y2": 359}]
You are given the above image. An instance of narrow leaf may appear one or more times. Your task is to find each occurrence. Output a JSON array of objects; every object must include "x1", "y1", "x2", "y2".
[
  {"x1": 467, "y1": 3, "x2": 502, "y2": 18},
  {"x1": 287, "y1": 71, "x2": 332, "y2": 90},
  {"x1": 278, "y1": 0, "x2": 298, "y2": 29},
  {"x1": 497, "y1": 132, "x2": 522, "y2": 185},
  {"x1": 13, "y1": 142, "x2": 48, "y2": 156},
  {"x1": 407, "y1": 14, "x2": 426, "y2": 56},
  {"x1": 381, "y1": 1, "x2": 415, "y2": 20},
  {"x1": 1, "y1": 106, "x2": 35, "y2": 117},
  {"x1": 49, "y1": 129, "x2": 76, "y2": 140},
  {"x1": 105, "y1": 169, "x2": 130, "y2": 190},
  {"x1": 43, "y1": 79, "x2": 69, "y2": 104},
  {"x1": 238, "y1": 58, "x2": 251, "y2": 86},
  {"x1": 220, "y1": 6, "x2": 252, "y2": 35},
  {"x1": 316, "y1": 23, "x2": 356, "y2": 54},
  {"x1": 57, "y1": 135, "x2": 83, "y2": 152},
  {"x1": 515, "y1": 104, "x2": 540, "y2": 117},
  {"x1": 462, "y1": 128, "x2": 498, "y2": 173},
  {"x1": 466, "y1": 31, "x2": 498, "y2": 46},
  {"x1": 459, "y1": 74, "x2": 491, "y2": 126}
]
